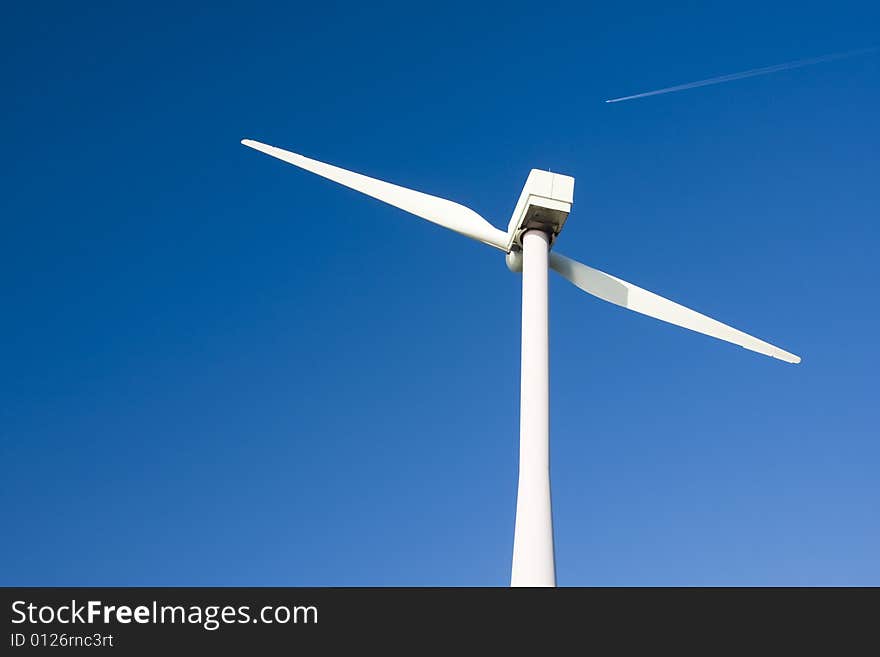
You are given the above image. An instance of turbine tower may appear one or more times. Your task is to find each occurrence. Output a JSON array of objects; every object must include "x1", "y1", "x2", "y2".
[{"x1": 241, "y1": 139, "x2": 800, "y2": 587}]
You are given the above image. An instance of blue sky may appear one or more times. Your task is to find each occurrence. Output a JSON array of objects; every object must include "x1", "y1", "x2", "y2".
[{"x1": 1, "y1": 1, "x2": 878, "y2": 585}]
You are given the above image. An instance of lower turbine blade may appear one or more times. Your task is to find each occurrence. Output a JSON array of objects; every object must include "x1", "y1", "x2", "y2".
[{"x1": 549, "y1": 252, "x2": 801, "y2": 364}]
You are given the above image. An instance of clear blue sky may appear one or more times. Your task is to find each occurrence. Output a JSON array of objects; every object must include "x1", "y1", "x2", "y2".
[{"x1": 2, "y1": 1, "x2": 878, "y2": 586}]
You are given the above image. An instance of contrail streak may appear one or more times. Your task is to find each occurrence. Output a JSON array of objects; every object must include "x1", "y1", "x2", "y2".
[{"x1": 605, "y1": 47, "x2": 877, "y2": 103}]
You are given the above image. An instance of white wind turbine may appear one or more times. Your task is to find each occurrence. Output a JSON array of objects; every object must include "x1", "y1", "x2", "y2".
[{"x1": 241, "y1": 139, "x2": 801, "y2": 587}]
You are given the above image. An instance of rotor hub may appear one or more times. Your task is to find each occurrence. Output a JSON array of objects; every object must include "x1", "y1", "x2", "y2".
[{"x1": 506, "y1": 249, "x2": 523, "y2": 273}]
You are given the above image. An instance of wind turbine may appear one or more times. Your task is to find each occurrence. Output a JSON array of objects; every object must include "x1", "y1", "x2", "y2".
[{"x1": 241, "y1": 138, "x2": 801, "y2": 587}]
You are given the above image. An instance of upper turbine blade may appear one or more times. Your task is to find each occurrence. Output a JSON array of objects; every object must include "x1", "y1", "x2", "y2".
[
  {"x1": 549, "y1": 252, "x2": 801, "y2": 364},
  {"x1": 241, "y1": 139, "x2": 508, "y2": 250}
]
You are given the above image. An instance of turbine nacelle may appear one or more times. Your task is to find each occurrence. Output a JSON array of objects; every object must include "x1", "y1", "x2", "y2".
[{"x1": 505, "y1": 169, "x2": 575, "y2": 252}]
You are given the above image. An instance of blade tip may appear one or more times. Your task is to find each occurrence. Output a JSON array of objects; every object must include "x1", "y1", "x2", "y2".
[{"x1": 778, "y1": 352, "x2": 802, "y2": 364}]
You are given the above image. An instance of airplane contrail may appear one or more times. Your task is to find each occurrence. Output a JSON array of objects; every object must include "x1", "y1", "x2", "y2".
[{"x1": 605, "y1": 47, "x2": 877, "y2": 103}]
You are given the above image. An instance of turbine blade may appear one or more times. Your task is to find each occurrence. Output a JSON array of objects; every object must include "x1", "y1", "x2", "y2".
[
  {"x1": 549, "y1": 252, "x2": 801, "y2": 364},
  {"x1": 241, "y1": 139, "x2": 508, "y2": 250}
]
